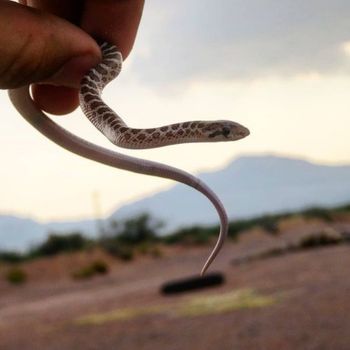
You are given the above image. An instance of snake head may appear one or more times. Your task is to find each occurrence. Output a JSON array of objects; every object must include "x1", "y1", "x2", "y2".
[{"x1": 203, "y1": 120, "x2": 250, "y2": 141}]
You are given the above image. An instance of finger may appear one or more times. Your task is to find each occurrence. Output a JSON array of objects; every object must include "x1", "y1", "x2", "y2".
[
  {"x1": 0, "y1": 1, "x2": 100, "y2": 89},
  {"x1": 21, "y1": 0, "x2": 86, "y2": 114},
  {"x1": 22, "y1": 0, "x2": 83, "y2": 23},
  {"x1": 32, "y1": 85, "x2": 79, "y2": 115},
  {"x1": 21, "y1": 0, "x2": 144, "y2": 115},
  {"x1": 14, "y1": 0, "x2": 144, "y2": 115},
  {"x1": 82, "y1": 0, "x2": 145, "y2": 59},
  {"x1": 4, "y1": 1, "x2": 100, "y2": 114},
  {"x1": 23, "y1": 0, "x2": 145, "y2": 58}
]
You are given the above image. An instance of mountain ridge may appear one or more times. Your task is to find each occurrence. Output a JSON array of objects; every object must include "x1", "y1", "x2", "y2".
[{"x1": 1, "y1": 154, "x2": 350, "y2": 250}]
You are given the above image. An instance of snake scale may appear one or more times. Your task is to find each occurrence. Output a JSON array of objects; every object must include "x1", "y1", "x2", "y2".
[{"x1": 9, "y1": 42, "x2": 250, "y2": 275}]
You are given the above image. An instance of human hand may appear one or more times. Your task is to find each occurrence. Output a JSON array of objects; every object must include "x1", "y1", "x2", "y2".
[{"x1": 1, "y1": 0, "x2": 144, "y2": 114}]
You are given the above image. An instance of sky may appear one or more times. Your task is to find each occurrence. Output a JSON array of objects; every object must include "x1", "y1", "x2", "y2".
[{"x1": 1, "y1": 0, "x2": 350, "y2": 222}]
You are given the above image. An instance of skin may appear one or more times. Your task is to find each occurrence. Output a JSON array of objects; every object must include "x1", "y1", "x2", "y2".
[{"x1": 0, "y1": 0, "x2": 144, "y2": 114}]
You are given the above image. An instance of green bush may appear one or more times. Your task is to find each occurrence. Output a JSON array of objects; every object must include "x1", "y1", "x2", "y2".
[
  {"x1": 136, "y1": 242, "x2": 151, "y2": 255},
  {"x1": 99, "y1": 213, "x2": 164, "y2": 260},
  {"x1": 107, "y1": 213, "x2": 162, "y2": 246},
  {"x1": 300, "y1": 232, "x2": 341, "y2": 249},
  {"x1": 72, "y1": 266, "x2": 95, "y2": 280},
  {"x1": 165, "y1": 226, "x2": 216, "y2": 245},
  {"x1": 332, "y1": 203, "x2": 350, "y2": 214},
  {"x1": 91, "y1": 260, "x2": 109, "y2": 274},
  {"x1": 228, "y1": 214, "x2": 285, "y2": 238},
  {"x1": 30, "y1": 232, "x2": 90, "y2": 257},
  {"x1": 150, "y1": 246, "x2": 163, "y2": 258},
  {"x1": 72, "y1": 260, "x2": 109, "y2": 280},
  {"x1": 136, "y1": 243, "x2": 163, "y2": 258},
  {"x1": 5, "y1": 267, "x2": 27, "y2": 285},
  {"x1": 99, "y1": 239, "x2": 134, "y2": 261},
  {"x1": 301, "y1": 207, "x2": 333, "y2": 222},
  {"x1": 0, "y1": 251, "x2": 24, "y2": 264}
]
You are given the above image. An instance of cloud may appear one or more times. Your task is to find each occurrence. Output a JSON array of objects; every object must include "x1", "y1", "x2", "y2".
[{"x1": 130, "y1": 0, "x2": 350, "y2": 87}]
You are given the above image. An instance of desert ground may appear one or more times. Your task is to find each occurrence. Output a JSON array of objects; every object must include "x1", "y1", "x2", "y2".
[{"x1": 0, "y1": 216, "x2": 350, "y2": 350}]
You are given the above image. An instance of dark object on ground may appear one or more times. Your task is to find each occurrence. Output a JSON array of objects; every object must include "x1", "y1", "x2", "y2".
[{"x1": 160, "y1": 272, "x2": 225, "y2": 295}]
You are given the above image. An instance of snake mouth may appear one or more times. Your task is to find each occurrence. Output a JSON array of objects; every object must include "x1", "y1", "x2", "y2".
[
  {"x1": 209, "y1": 126, "x2": 249, "y2": 140},
  {"x1": 239, "y1": 126, "x2": 250, "y2": 138},
  {"x1": 208, "y1": 130, "x2": 223, "y2": 138}
]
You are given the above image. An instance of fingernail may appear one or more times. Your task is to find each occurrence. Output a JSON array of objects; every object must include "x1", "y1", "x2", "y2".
[{"x1": 47, "y1": 54, "x2": 100, "y2": 88}]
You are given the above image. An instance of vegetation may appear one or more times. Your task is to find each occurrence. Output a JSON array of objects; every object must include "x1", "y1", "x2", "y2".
[
  {"x1": 29, "y1": 232, "x2": 91, "y2": 258},
  {"x1": 164, "y1": 225, "x2": 217, "y2": 245},
  {"x1": 232, "y1": 230, "x2": 346, "y2": 265},
  {"x1": 301, "y1": 207, "x2": 333, "y2": 222},
  {"x1": 0, "y1": 203, "x2": 349, "y2": 265},
  {"x1": 5, "y1": 267, "x2": 27, "y2": 285},
  {"x1": 228, "y1": 214, "x2": 283, "y2": 237},
  {"x1": 136, "y1": 243, "x2": 163, "y2": 258},
  {"x1": 99, "y1": 213, "x2": 162, "y2": 260},
  {"x1": 0, "y1": 251, "x2": 24, "y2": 264},
  {"x1": 108, "y1": 213, "x2": 161, "y2": 245},
  {"x1": 72, "y1": 260, "x2": 109, "y2": 280},
  {"x1": 299, "y1": 232, "x2": 342, "y2": 249}
]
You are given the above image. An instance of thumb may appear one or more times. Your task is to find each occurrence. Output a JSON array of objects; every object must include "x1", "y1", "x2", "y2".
[{"x1": 0, "y1": 1, "x2": 100, "y2": 89}]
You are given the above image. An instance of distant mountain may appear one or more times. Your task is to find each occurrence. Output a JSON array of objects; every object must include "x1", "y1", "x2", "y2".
[
  {"x1": 1, "y1": 155, "x2": 350, "y2": 251},
  {"x1": 0, "y1": 216, "x2": 98, "y2": 251},
  {"x1": 110, "y1": 155, "x2": 350, "y2": 229},
  {"x1": 0, "y1": 215, "x2": 47, "y2": 251}
]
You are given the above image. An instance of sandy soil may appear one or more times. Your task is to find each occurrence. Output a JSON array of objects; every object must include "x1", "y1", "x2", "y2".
[{"x1": 0, "y1": 218, "x2": 350, "y2": 350}]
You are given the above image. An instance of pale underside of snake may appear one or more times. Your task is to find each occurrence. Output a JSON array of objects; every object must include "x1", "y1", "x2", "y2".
[{"x1": 9, "y1": 42, "x2": 250, "y2": 275}]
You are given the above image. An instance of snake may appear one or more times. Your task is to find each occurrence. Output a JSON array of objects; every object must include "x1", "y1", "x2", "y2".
[{"x1": 8, "y1": 42, "x2": 250, "y2": 275}]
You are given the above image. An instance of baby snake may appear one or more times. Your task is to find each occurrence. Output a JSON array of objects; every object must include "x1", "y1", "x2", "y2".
[{"x1": 8, "y1": 42, "x2": 250, "y2": 275}]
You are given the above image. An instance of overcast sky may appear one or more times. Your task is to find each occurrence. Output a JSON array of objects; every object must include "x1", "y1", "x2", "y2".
[
  {"x1": 0, "y1": 1, "x2": 349, "y2": 222},
  {"x1": 133, "y1": 0, "x2": 350, "y2": 85}
]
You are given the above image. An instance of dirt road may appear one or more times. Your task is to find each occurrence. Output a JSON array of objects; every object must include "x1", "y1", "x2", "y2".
[{"x1": 1, "y1": 222, "x2": 350, "y2": 349}]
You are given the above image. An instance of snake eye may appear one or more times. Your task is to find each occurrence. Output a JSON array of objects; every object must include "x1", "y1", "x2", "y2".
[{"x1": 222, "y1": 127, "x2": 231, "y2": 137}]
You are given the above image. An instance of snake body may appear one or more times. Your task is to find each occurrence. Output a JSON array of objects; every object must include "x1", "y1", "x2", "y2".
[{"x1": 9, "y1": 42, "x2": 249, "y2": 275}]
